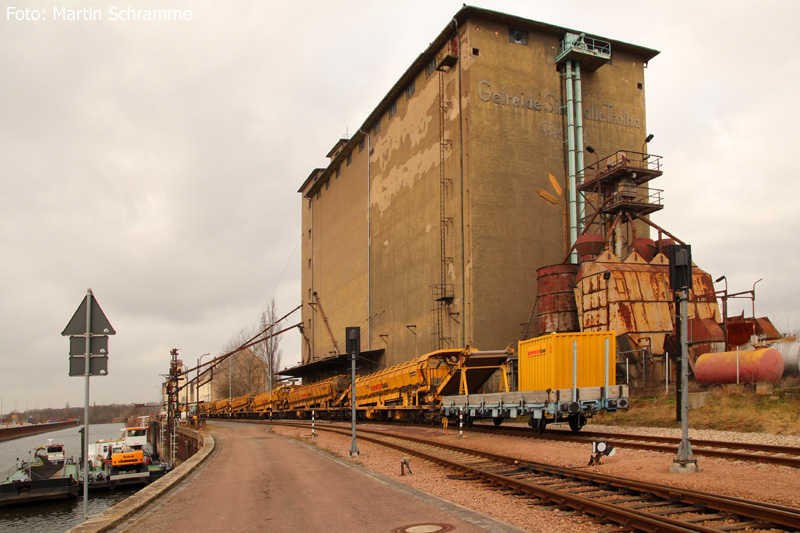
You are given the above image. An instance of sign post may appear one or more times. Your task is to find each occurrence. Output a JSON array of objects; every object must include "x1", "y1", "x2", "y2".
[
  {"x1": 346, "y1": 327, "x2": 360, "y2": 456},
  {"x1": 668, "y1": 246, "x2": 699, "y2": 474},
  {"x1": 62, "y1": 289, "x2": 115, "y2": 519}
]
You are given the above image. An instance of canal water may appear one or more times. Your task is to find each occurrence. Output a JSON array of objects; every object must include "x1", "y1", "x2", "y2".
[{"x1": 0, "y1": 422, "x2": 139, "y2": 532}]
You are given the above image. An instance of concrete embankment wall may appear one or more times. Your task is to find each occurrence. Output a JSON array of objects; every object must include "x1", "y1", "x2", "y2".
[
  {"x1": 69, "y1": 428, "x2": 214, "y2": 533},
  {"x1": 0, "y1": 420, "x2": 80, "y2": 442}
]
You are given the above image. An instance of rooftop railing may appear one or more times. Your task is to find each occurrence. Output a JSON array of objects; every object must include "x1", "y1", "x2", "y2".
[{"x1": 557, "y1": 34, "x2": 611, "y2": 62}]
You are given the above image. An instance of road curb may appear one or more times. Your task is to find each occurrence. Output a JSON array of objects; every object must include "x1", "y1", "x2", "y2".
[{"x1": 68, "y1": 432, "x2": 216, "y2": 533}]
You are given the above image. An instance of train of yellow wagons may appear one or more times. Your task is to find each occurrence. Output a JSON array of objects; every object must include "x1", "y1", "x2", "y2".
[{"x1": 198, "y1": 331, "x2": 628, "y2": 432}]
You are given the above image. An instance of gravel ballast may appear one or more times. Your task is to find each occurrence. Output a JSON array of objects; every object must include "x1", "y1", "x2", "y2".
[{"x1": 271, "y1": 422, "x2": 800, "y2": 532}]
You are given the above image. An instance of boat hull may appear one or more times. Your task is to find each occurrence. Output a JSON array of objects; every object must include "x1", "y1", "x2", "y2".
[{"x1": 0, "y1": 477, "x2": 79, "y2": 507}]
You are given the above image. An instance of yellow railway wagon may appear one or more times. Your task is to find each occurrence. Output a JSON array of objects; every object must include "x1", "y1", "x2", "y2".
[
  {"x1": 252, "y1": 391, "x2": 272, "y2": 411},
  {"x1": 518, "y1": 331, "x2": 616, "y2": 391},
  {"x1": 354, "y1": 349, "x2": 462, "y2": 408},
  {"x1": 285, "y1": 375, "x2": 348, "y2": 409},
  {"x1": 215, "y1": 399, "x2": 230, "y2": 414},
  {"x1": 231, "y1": 394, "x2": 254, "y2": 412},
  {"x1": 269, "y1": 384, "x2": 296, "y2": 410}
]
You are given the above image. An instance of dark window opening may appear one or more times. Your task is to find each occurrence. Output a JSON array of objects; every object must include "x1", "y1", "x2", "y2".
[
  {"x1": 426, "y1": 59, "x2": 436, "y2": 77},
  {"x1": 389, "y1": 102, "x2": 397, "y2": 117},
  {"x1": 509, "y1": 28, "x2": 528, "y2": 45},
  {"x1": 472, "y1": 48, "x2": 480, "y2": 56},
  {"x1": 406, "y1": 80, "x2": 415, "y2": 99}
]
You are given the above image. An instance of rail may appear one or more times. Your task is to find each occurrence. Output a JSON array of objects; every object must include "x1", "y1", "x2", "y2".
[
  {"x1": 468, "y1": 425, "x2": 800, "y2": 468},
  {"x1": 272, "y1": 421, "x2": 800, "y2": 531}
]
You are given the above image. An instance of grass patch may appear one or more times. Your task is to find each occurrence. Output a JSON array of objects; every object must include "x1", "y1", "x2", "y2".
[{"x1": 594, "y1": 380, "x2": 800, "y2": 435}]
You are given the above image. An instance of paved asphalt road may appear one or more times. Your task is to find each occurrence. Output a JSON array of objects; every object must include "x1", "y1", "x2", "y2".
[{"x1": 118, "y1": 421, "x2": 522, "y2": 532}]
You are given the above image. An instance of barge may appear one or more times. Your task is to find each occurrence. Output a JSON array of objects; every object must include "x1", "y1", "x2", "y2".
[
  {"x1": 0, "y1": 440, "x2": 79, "y2": 506},
  {"x1": 83, "y1": 425, "x2": 169, "y2": 490}
]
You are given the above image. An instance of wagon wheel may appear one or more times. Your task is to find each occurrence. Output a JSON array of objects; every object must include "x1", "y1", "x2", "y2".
[
  {"x1": 492, "y1": 417, "x2": 503, "y2": 427},
  {"x1": 568, "y1": 413, "x2": 587, "y2": 433},
  {"x1": 528, "y1": 417, "x2": 547, "y2": 434}
]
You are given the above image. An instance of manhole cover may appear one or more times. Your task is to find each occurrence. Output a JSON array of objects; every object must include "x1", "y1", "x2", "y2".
[{"x1": 392, "y1": 524, "x2": 454, "y2": 533}]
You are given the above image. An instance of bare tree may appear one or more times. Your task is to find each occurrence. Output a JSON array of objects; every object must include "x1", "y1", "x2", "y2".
[
  {"x1": 254, "y1": 297, "x2": 283, "y2": 392},
  {"x1": 212, "y1": 327, "x2": 266, "y2": 400}
]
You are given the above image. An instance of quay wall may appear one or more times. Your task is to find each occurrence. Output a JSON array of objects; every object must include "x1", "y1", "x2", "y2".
[
  {"x1": 0, "y1": 420, "x2": 80, "y2": 442},
  {"x1": 69, "y1": 430, "x2": 215, "y2": 533}
]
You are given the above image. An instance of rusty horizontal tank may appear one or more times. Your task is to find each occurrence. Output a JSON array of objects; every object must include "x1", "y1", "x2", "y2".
[
  {"x1": 694, "y1": 348, "x2": 785, "y2": 385},
  {"x1": 772, "y1": 338, "x2": 800, "y2": 376}
]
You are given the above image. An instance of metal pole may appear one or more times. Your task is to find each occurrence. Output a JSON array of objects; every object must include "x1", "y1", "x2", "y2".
[
  {"x1": 312, "y1": 410, "x2": 315, "y2": 438},
  {"x1": 604, "y1": 338, "x2": 609, "y2": 405},
  {"x1": 82, "y1": 289, "x2": 91, "y2": 520},
  {"x1": 643, "y1": 350, "x2": 647, "y2": 386},
  {"x1": 572, "y1": 340, "x2": 577, "y2": 402},
  {"x1": 672, "y1": 287, "x2": 698, "y2": 472},
  {"x1": 736, "y1": 347, "x2": 740, "y2": 384},
  {"x1": 349, "y1": 349, "x2": 359, "y2": 456},
  {"x1": 459, "y1": 407, "x2": 463, "y2": 438}
]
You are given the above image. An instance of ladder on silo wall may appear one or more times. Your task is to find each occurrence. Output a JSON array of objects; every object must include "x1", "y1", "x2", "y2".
[{"x1": 433, "y1": 41, "x2": 458, "y2": 350}]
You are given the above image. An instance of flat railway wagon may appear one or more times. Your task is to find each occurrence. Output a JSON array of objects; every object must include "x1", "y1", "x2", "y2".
[
  {"x1": 441, "y1": 331, "x2": 629, "y2": 432},
  {"x1": 354, "y1": 348, "x2": 511, "y2": 423}
]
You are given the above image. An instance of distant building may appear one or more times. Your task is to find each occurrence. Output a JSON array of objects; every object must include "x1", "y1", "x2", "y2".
[{"x1": 293, "y1": 6, "x2": 658, "y2": 381}]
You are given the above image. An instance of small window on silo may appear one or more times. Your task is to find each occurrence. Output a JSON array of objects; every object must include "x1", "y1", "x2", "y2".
[{"x1": 509, "y1": 28, "x2": 528, "y2": 45}]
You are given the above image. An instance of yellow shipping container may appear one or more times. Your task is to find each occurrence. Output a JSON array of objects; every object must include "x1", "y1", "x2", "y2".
[{"x1": 518, "y1": 331, "x2": 616, "y2": 391}]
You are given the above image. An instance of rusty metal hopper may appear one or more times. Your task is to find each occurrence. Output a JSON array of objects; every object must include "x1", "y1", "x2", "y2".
[{"x1": 436, "y1": 350, "x2": 511, "y2": 397}]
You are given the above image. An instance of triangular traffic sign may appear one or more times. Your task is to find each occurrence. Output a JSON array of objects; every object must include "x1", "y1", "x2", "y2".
[{"x1": 62, "y1": 292, "x2": 116, "y2": 336}]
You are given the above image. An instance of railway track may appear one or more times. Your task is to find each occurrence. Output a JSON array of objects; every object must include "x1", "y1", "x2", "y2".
[
  {"x1": 467, "y1": 424, "x2": 800, "y2": 468},
  {"x1": 273, "y1": 421, "x2": 800, "y2": 532}
]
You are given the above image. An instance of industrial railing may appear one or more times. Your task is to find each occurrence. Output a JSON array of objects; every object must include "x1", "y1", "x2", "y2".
[
  {"x1": 581, "y1": 150, "x2": 663, "y2": 186},
  {"x1": 557, "y1": 34, "x2": 611, "y2": 61},
  {"x1": 602, "y1": 185, "x2": 664, "y2": 213}
]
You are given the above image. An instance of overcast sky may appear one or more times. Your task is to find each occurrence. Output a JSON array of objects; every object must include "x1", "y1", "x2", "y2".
[{"x1": 1, "y1": 1, "x2": 798, "y2": 412}]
